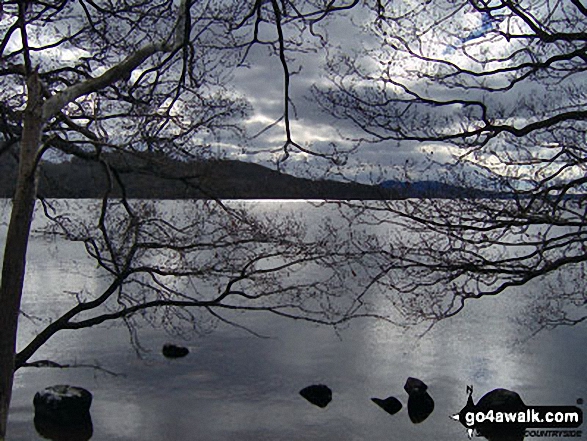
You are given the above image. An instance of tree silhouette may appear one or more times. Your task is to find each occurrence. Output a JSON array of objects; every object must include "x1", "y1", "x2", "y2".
[
  {"x1": 314, "y1": 0, "x2": 587, "y2": 330},
  {"x1": 0, "y1": 1, "x2": 370, "y2": 438}
]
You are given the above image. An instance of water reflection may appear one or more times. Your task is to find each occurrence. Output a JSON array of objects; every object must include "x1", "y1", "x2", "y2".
[
  {"x1": 34, "y1": 414, "x2": 93, "y2": 441},
  {"x1": 4, "y1": 201, "x2": 587, "y2": 440}
]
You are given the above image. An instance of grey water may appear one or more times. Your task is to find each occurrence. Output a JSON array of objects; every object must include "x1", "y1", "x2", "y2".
[{"x1": 3, "y1": 200, "x2": 586, "y2": 440}]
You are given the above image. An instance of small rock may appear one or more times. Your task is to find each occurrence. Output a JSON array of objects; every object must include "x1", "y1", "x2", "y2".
[
  {"x1": 475, "y1": 389, "x2": 526, "y2": 441},
  {"x1": 162, "y1": 343, "x2": 189, "y2": 358},
  {"x1": 407, "y1": 390, "x2": 435, "y2": 423},
  {"x1": 33, "y1": 385, "x2": 92, "y2": 425},
  {"x1": 476, "y1": 388, "x2": 526, "y2": 413},
  {"x1": 299, "y1": 384, "x2": 332, "y2": 408},
  {"x1": 404, "y1": 377, "x2": 428, "y2": 395},
  {"x1": 372, "y1": 396, "x2": 402, "y2": 415}
]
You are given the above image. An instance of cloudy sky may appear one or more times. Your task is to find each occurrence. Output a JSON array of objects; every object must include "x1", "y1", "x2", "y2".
[
  {"x1": 227, "y1": 10, "x2": 428, "y2": 184},
  {"x1": 214, "y1": 2, "x2": 520, "y2": 185},
  {"x1": 210, "y1": 0, "x2": 585, "y2": 190},
  {"x1": 4, "y1": 0, "x2": 574, "y2": 186}
]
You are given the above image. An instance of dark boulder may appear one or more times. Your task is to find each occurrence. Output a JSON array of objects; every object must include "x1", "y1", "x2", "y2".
[
  {"x1": 34, "y1": 413, "x2": 93, "y2": 441},
  {"x1": 162, "y1": 343, "x2": 189, "y2": 358},
  {"x1": 34, "y1": 385, "x2": 92, "y2": 423},
  {"x1": 407, "y1": 391, "x2": 435, "y2": 423},
  {"x1": 299, "y1": 384, "x2": 332, "y2": 408},
  {"x1": 476, "y1": 388, "x2": 526, "y2": 413},
  {"x1": 475, "y1": 389, "x2": 526, "y2": 441},
  {"x1": 404, "y1": 377, "x2": 428, "y2": 395},
  {"x1": 372, "y1": 396, "x2": 403, "y2": 415},
  {"x1": 33, "y1": 385, "x2": 93, "y2": 440},
  {"x1": 403, "y1": 377, "x2": 434, "y2": 423}
]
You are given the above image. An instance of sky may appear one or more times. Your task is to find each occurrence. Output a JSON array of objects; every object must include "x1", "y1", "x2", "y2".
[
  {"x1": 217, "y1": 0, "x2": 586, "y2": 190},
  {"x1": 4, "y1": 0, "x2": 581, "y2": 187},
  {"x1": 225, "y1": 18, "x2": 369, "y2": 180},
  {"x1": 217, "y1": 2, "x2": 517, "y2": 185}
]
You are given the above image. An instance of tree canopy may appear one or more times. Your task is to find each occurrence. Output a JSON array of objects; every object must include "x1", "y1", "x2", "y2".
[
  {"x1": 0, "y1": 1, "x2": 374, "y2": 438},
  {"x1": 314, "y1": 0, "x2": 587, "y2": 332},
  {"x1": 1, "y1": 0, "x2": 587, "y2": 438}
]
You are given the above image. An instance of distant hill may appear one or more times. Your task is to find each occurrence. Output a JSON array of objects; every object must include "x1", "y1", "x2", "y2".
[
  {"x1": 379, "y1": 180, "x2": 494, "y2": 198},
  {"x1": 0, "y1": 151, "x2": 486, "y2": 200},
  {"x1": 0, "y1": 152, "x2": 391, "y2": 199}
]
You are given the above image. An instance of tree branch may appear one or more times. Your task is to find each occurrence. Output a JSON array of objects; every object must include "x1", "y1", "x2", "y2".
[{"x1": 42, "y1": 0, "x2": 189, "y2": 120}]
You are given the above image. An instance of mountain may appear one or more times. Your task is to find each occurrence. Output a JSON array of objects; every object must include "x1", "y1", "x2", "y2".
[
  {"x1": 378, "y1": 180, "x2": 493, "y2": 198},
  {"x1": 0, "y1": 151, "x2": 490, "y2": 200},
  {"x1": 0, "y1": 152, "x2": 392, "y2": 200}
]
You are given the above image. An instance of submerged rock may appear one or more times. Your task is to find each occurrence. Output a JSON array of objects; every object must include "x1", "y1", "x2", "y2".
[
  {"x1": 372, "y1": 396, "x2": 403, "y2": 415},
  {"x1": 299, "y1": 384, "x2": 332, "y2": 408},
  {"x1": 162, "y1": 343, "x2": 189, "y2": 358}
]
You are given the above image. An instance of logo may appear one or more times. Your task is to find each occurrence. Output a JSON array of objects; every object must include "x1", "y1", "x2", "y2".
[{"x1": 451, "y1": 386, "x2": 583, "y2": 439}]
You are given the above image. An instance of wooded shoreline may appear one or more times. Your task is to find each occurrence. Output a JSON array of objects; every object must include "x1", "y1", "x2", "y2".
[{"x1": 0, "y1": 154, "x2": 486, "y2": 200}]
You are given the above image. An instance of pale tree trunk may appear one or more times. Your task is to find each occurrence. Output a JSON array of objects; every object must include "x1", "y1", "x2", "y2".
[{"x1": 0, "y1": 72, "x2": 43, "y2": 440}]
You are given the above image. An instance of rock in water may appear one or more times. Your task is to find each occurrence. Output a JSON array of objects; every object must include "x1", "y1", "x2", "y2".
[
  {"x1": 34, "y1": 385, "x2": 92, "y2": 422},
  {"x1": 404, "y1": 377, "x2": 428, "y2": 395},
  {"x1": 372, "y1": 396, "x2": 403, "y2": 415},
  {"x1": 33, "y1": 385, "x2": 93, "y2": 440},
  {"x1": 476, "y1": 388, "x2": 526, "y2": 413},
  {"x1": 299, "y1": 384, "x2": 332, "y2": 408},
  {"x1": 407, "y1": 391, "x2": 435, "y2": 423},
  {"x1": 475, "y1": 389, "x2": 526, "y2": 441},
  {"x1": 162, "y1": 343, "x2": 189, "y2": 358},
  {"x1": 403, "y1": 377, "x2": 434, "y2": 423}
]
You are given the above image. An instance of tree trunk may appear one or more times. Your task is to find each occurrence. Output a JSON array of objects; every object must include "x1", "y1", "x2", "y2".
[{"x1": 0, "y1": 72, "x2": 43, "y2": 440}]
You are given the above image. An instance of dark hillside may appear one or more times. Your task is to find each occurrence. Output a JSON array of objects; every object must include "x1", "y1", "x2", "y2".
[{"x1": 0, "y1": 152, "x2": 393, "y2": 199}]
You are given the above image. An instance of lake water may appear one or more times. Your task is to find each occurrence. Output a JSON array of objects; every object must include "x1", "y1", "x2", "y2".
[{"x1": 3, "y1": 200, "x2": 586, "y2": 440}]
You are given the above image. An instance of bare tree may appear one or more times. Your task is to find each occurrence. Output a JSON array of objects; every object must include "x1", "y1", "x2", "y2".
[
  {"x1": 16, "y1": 197, "x2": 366, "y2": 363},
  {"x1": 313, "y1": 0, "x2": 587, "y2": 331},
  {"x1": 0, "y1": 1, "x2": 369, "y2": 438}
]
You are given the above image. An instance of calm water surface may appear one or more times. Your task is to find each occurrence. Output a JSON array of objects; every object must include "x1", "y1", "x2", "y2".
[{"x1": 3, "y1": 200, "x2": 586, "y2": 440}]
